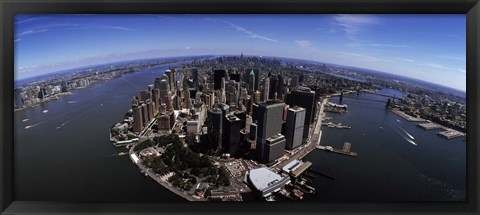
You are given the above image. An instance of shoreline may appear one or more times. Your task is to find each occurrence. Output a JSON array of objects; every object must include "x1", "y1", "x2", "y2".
[
  {"x1": 128, "y1": 143, "x2": 204, "y2": 201},
  {"x1": 390, "y1": 109, "x2": 426, "y2": 122},
  {"x1": 15, "y1": 92, "x2": 74, "y2": 112},
  {"x1": 390, "y1": 108, "x2": 466, "y2": 137}
]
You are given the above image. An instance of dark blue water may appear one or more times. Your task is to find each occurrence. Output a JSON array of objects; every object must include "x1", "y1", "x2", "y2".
[
  {"x1": 15, "y1": 63, "x2": 185, "y2": 202},
  {"x1": 15, "y1": 67, "x2": 466, "y2": 202},
  {"x1": 303, "y1": 89, "x2": 466, "y2": 201}
]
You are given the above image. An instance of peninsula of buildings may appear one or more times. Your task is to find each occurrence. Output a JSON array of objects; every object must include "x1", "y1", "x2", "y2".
[
  {"x1": 105, "y1": 55, "x2": 466, "y2": 201},
  {"x1": 109, "y1": 55, "x2": 377, "y2": 201}
]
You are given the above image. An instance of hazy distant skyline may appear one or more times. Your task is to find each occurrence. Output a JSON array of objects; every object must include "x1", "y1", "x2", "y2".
[{"x1": 15, "y1": 14, "x2": 466, "y2": 91}]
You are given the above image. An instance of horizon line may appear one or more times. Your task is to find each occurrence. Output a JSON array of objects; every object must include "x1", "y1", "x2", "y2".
[{"x1": 14, "y1": 54, "x2": 467, "y2": 93}]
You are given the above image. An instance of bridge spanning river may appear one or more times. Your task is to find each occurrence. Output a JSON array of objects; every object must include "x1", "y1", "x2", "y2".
[{"x1": 337, "y1": 90, "x2": 398, "y2": 104}]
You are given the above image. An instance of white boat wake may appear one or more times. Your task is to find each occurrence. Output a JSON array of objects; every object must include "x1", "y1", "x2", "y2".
[
  {"x1": 25, "y1": 122, "x2": 44, "y2": 129},
  {"x1": 56, "y1": 120, "x2": 71, "y2": 129},
  {"x1": 396, "y1": 124, "x2": 415, "y2": 140},
  {"x1": 404, "y1": 136, "x2": 417, "y2": 145},
  {"x1": 394, "y1": 125, "x2": 417, "y2": 146}
]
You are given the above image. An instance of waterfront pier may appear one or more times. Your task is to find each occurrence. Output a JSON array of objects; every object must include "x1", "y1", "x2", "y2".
[{"x1": 316, "y1": 142, "x2": 358, "y2": 157}]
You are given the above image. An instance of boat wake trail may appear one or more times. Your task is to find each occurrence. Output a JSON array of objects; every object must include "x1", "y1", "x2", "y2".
[
  {"x1": 24, "y1": 121, "x2": 45, "y2": 129},
  {"x1": 396, "y1": 124, "x2": 415, "y2": 140},
  {"x1": 394, "y1": 125, "x2": 417, "y2": 146},
  {"x1": 56, "y1": 120, "x2": 71, "y2": 129}
]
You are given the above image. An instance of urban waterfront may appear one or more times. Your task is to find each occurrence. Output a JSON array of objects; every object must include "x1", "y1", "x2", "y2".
[
  {"x1": 15, "y1": 64, "x2": 184, "y2": 201},
  {"x1": 15, "y1": 64, "x2": 465, "y2": 202},
  {"x1": 304, "y1": 89, "x2": 466, "y2": 201}
]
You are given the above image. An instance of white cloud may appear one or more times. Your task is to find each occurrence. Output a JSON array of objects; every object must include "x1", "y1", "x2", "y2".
[
  {"x1": 18, "y1": 23, "x2": 136, "y2": 36},
  {"x1": 294, "y1": 40, "x2": 313, "y2": 48},
  {"x1": 395, "y1": 57, "x2": 415, "y2": 62},
  {"x1": 424, "y1": 63, "x2": 451, "y2": 70},
  {"x1": 338, "y1": 51, "x2": 391, "y2": 62},
  {"x1": 331, "y1": 15, "x2": 409, "y2": 49},
  {"x1": 436, "y1": 55, "x2": 466, "y2": 62},
  {"x1": 367, "y1": 43, "x2": 410, "y2": 48},
  {"x1": 68, "y1": 25, "x2": 136, "y2": 31},
  {"x1": 15, "y1": 17, "x2": 50, "y2": 25},
  {"x1": 107, "y1": 26, "x2": 136, "y2": 31},
  {"x1": 331, "y1": 14, "x2": 380, "y2": 41},
  {"x1": 18, "y1": 29, "x2": 48, "y2": 36},
  {"x1": 457, "y1": 68, "x2": 466, "y2": 74},
  {"x1": 213, "y1": 19, "x2": 279, "y2": 43}
]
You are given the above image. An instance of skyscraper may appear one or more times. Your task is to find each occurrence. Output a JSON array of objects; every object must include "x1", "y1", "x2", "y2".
[
  {"x1": 191, "y1": 68, "x2": 198, "y2": 85},
  {"x1": 159, "y1": 75, "x2": 170, "y2": 103},
  {"x1": 146, "y1": 99, "x2": 154, "y2": 122},
  {"x1": 151, "y1": 88, "x2": 161, "y2": 111},
  {"x1": 170, "y1": 69, "x2": 176, "y2": 91},
  {"x1": 154, "y1": 77, "x2": 162, "y2": 90},
  {"x1": 214, "y1": 69, "x2": 227, "y2": 90},
  {"x1": 248, "y1": 70, "x2": 255, "y2": 94},
  {"x1": 265, "y1": 134, "x2": 286, "y2": 163},
  {"x1": 140, "y1": 90, "x2": 151, "y2": 102},
  {"x1": 234, "y1": 110, "x2": 247, "y2": 131},
  {"x1": 165, "y1": 69, "x2": 172, "y2": 91},
  {"x1": 277, "y1": 74, "x2": 284, "y2": 100},
  {"x1": 133, "y1": 105, "x2": 143, "y2": 133},
  {"x1": 141, "y1": 103, "x2": 149, "y2": 127},
  {"x1": 286, "y1": 87, "x2": 315, "y2": 138},
  {"x1": 255, "y1": 102, "x2": 285, "y2": 162},
  {"x1": 254, "y1": 90, "x2": 261, "y2": 103},
  {"x1": 208, "y1": 107, "x2": 223, "y2": 152},
  {"x1": 223, "y1": 114, "x2": 241, "y2": 156},
  {"x1": 230, "y1": 73, "x2": 241, "y2": 82},
  {"x1": 269, "y1": 75, "x2": 278, "y2": 100},
  {"x1": 285, "y1": 106, "x2": 306, "y2": 150},
  {"x1": 262, "y1": 77, "x2": 270, "y2": 102}
]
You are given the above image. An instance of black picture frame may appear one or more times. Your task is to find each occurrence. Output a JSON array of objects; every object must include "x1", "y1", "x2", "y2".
[{"x1": 1, "y1": 0, "x2": 479, "y2": 214}]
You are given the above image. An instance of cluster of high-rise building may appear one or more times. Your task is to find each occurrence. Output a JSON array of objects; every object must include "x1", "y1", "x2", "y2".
[
  {"x1": 14, "y1": 78, "x2": 92, "y2": 109},
  {"x1": 128, "y1": 66, "x2": 317, "y2": 164},
  {"x1": 132, "y1": 69, "x2": 177, "y2": 133}
]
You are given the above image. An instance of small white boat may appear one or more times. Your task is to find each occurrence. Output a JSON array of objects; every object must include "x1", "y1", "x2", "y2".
[
  {"x1": 22, "y1": 118, "x2": 30, "y2": 122},
  {"x1": 42, "y1": 110, "x2": 49, "y2": 113}
]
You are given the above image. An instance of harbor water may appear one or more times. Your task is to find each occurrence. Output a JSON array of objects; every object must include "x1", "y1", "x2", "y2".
[
  {"x1": 303, "y1": 89, "x2": 466, "y2": 201},
  {"x1": 14, "y1": 68, "x2": 466, "y2": 201}
]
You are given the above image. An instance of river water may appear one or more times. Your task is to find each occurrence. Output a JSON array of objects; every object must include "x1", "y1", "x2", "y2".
[
  {"x1": 15, "y1": 66, "x2": 465, "y2": 202},
  {"x1": 15, "y1": 63, "x2": 184, "y2": 201},
  {"x1": 303, "y1": 89, "x2": 466, "y2": 201}
]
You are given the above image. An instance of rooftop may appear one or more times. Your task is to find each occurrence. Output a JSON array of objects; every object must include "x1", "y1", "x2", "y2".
[{"x1": 248, "y1": 168, "x2": 282, "y2": 191}]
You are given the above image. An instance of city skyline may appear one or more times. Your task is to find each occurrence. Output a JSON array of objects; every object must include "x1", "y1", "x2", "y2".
[{"x1": 15, "y1": 14, "x2": 466, "y2": 91}]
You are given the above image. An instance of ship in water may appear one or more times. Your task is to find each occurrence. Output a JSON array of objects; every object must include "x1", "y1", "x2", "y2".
[{"x1": 42, "y1": 110, "x2": 49, "y2": 113}]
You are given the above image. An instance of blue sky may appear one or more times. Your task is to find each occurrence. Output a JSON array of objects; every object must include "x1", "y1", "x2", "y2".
[{"x1": 15, "y1": 14, "x2": 466, "y2": 91}]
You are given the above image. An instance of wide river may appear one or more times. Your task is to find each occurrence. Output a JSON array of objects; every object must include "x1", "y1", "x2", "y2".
[
  {"x1": 304, "y1": 89, "x2": 466, "y2": 201},
  {"x1": 15, "y1": 65, "x2": 465, "y2": 202}
]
